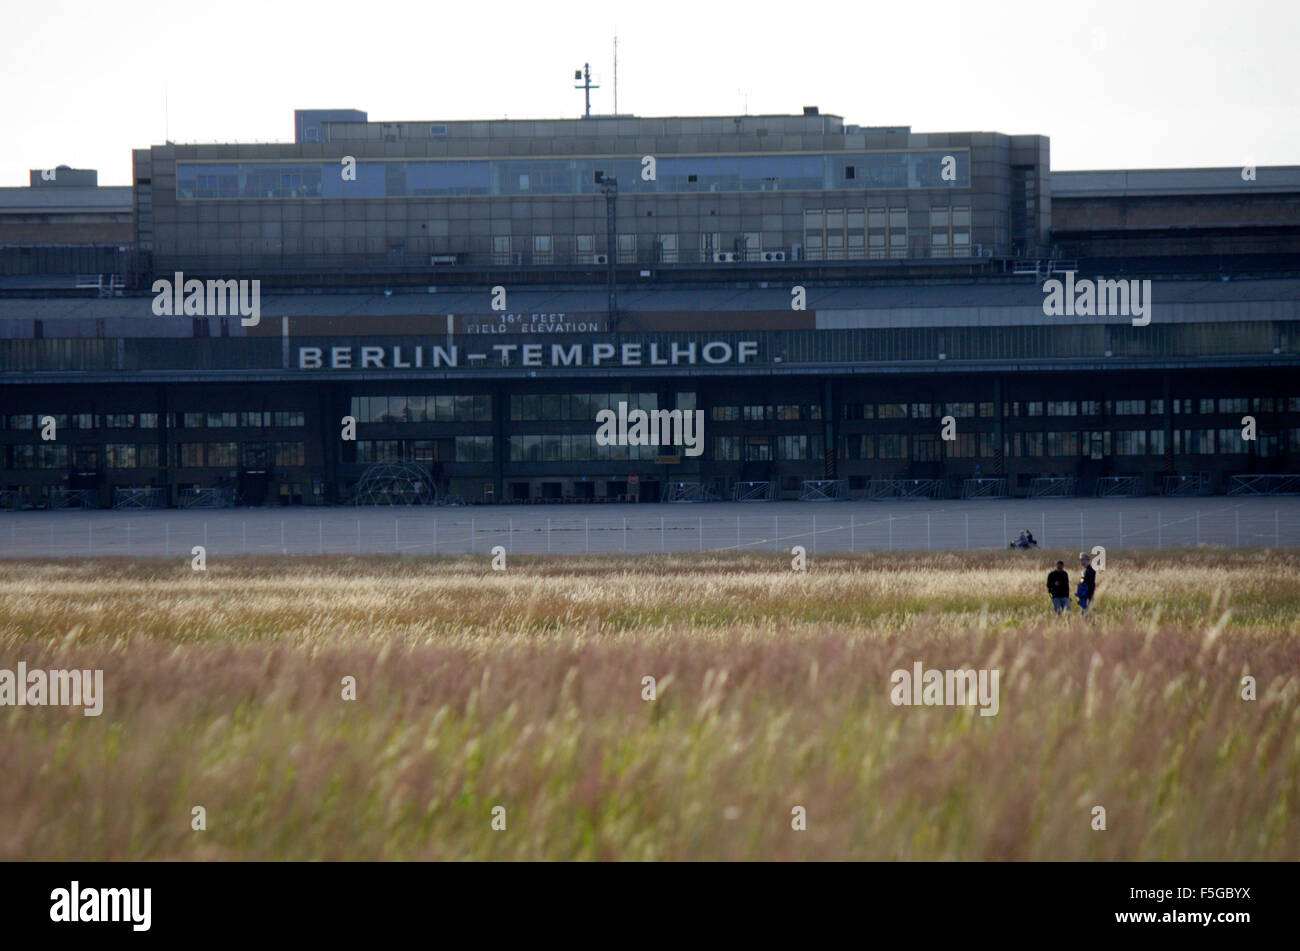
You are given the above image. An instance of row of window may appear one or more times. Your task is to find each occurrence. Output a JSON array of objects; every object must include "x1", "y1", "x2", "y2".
[
  {"x1": 176, "y1": 152, "x2": 971, "y2": 200},
  {"x1": 350, "y1": 395, "x2": 493, "y2": 424},
  {"x1": 803, "y1": 206, "x2": 972, "y2": 260},
  {"x1": 508, "y1": 435, "x2": 664, "y2": 462},
  {"x1": 353, "y1": 437, "x2": 493, "y2": 463},
  {"x1": 5, "y1": 430, "x2": 1293, "y2": 471},
  {"x1": 508, "y1": 392, "x2": 686, "y2": 421},
  {"x1": 0, "y1": 412, "x2": 305, "y2": 431},
  {"x1": 711, "y1": 404, "x2": 823, "y2": 422},
  {"x1": 2, "y1": 442, "x2": 307, "y2": 470},
  {"x1": 841, "y1": 397, "x2": 1300, "y2": 421},
  {"x1": 713, "y1": 435, "x2": 825, "y2": 462},
  {"x1": 9, "y1": 397, "x2": 1288, "y2": 435},
  {"x1": 843, "y1": 402, "x2": 996, "y2": 420},
  {"x1": 839, "y1": 429, "x2": 1289, "y2": 461}
]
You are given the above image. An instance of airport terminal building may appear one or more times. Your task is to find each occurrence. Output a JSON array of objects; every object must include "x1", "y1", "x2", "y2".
[{"x1": 1, "y1": 107, "x2": 1298, "y2": 507}]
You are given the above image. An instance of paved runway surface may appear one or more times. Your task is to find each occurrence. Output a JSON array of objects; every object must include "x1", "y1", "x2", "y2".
[{"x1": 2, "y1": 497, "x2": 1299, "y2": 559}]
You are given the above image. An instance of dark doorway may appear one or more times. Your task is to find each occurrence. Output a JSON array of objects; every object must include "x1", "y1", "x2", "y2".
[
  {"x1": 510, "y1": 481, "x2": 531, "y2": 501},
  {"x1": 240, "y1": 468, "x2": 269, "y2": 506}
]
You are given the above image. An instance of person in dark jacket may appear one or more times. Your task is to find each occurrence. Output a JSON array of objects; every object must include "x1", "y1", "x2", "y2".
[
  {"x1": 1077, "y1": 553, "x2": 1098, "y2": 613},
  {"x1": 1047, "y1": 561, "x2": 1071, "y2": 613}
]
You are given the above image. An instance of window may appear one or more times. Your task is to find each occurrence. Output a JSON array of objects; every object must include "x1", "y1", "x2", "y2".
[
  {"x1": 878, "y1": 403, "x2": 908, "y2": 419},
  {"x1": 182, "y1": 412, "x2": 204, "y2": 429},
  {"x1": 207, "y1": 442, "x2": 238, "y2": 467},
  {"x1": 241, "y1": 411, "x2": 269, "y2": 428},
  {"x1": 947, "y1": 433, "x2": 976, "y2": 458},
  {"x1": 888, "y1": 208, "x2": 908, "y2": 257},
  {"x1": 206, "y1": 412, "x2": 238, "y2": 428},
  {"x1": 930, "y1": 207, "x2": 950, "y2": 255},
  {"x1": 1046, "y1": 401, "x2": 1077, "y2": 417},
  {"x1": 843, "y1": 403, "x2": 874, "y2": 420},
  {"x1": 38, "y1": 444, "x2": 67, "y2": 468},
  {"x1": 1045, "y1": 433, "x2": 1076, "y2": 459},
  {"x1": 455, "y1": 435, "x2": 493, "y2": 462},
  {"x1": 878, "y1": 434, "x2": 909, "y2": 459},
  {"x1": 103, "y1": 414, "x2": 136, "y2": 429},
  {"x1": 1113, "y1": 431, "x2": 1147, "y2": 455},
  {"x1": 1219, "y1": 397, "x2": 1248, "y2": 414},
  {"x1": 1114, "y1": 400, "x2": 1147, "y2": 415},
  {"x1": 744, "y1": 437, "x2": 772, "y2": 461},
  {"x1": 843, "y1": 435, "x2": 874, "y2": 459},
  {"x1": 944, "y1": 402, "x2": 975, "y2": 419},
  {"x1": 912, "y1": 435, "x2": 940, "y2": 462},
  {"x1": 1026, "y1": 402, "x2": 1044, "y2": 417},
  {"x1": 1216, "y1": 429, "x2": 1248, "y2": 454},
  {"x1": 714, "y1": 436, "x2": 740, "y2": 461},
  {"x1": 1176, "y1": 430, "x2": 1215, "y2": 454},
  {"x1": 105, "y1": 444, "x2": 137, "y2": 468},
  {"x1": 657, "y1": 233, "x2": 678, "y2": 263},
  {"x1": 533, "y1": 235, "x2": 553, "y2": 263},
  {"x1": 177, "y1": 443, "x2": 204, "y2": 467},
  {"x1": 273, "y1": 442, "x2": 305, "y2": 466},
  {"x1": 868, "y1": 208, "x2": 887, "y2": 258},
  {"x1": 951, "y1": 207, "x2": 970, "y2": 256},
  {"x1": 273, "y1": 411, "x2": 305, "y2": 427},
  {"x1": 776, "y1": 435, "x2": 809, "y2": 460}
]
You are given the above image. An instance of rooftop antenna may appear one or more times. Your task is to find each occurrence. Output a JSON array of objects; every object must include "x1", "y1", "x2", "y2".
[
  {"x1": 613, "y1": 36, "x2": 618, "y2": 114},
  {"x1": 574, "y1": 63, "x2": 599, "y2": 118}
]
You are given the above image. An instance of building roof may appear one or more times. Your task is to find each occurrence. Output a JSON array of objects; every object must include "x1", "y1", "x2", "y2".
[
  {"x1": 0, "y1": 186, "x2": 133, "y2": 214},
  {"x1": 1, "y1": 277, "x2": 1295, "y2": 336},
  {"x1": 1052, "y1": 167, "x2": 1300, "y2": 198}
]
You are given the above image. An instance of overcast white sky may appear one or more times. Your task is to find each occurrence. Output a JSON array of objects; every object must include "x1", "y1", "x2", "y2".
[{"x1": 3, "y1": 0, "x2": 1296, "y2": 186}]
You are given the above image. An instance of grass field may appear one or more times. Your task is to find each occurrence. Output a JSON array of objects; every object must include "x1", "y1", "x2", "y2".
[{"x1": 1, "y1": 549, "x2": 1298, "y2": 860}]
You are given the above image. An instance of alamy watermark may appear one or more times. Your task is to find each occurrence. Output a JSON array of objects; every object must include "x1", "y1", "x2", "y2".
[
  {"x1": 595, "y1": 402, "x2": 705, "y2": 457},
  {"x1": 890, "y1": 662, "x2": 1000, "y2": 716},
  {"x1": 50, "y1": 881, "x2": 150, "y2": 931},
  {"x1": 0, "y1": 662, "x2": 104, "y2": 716},
  {"x1": 1042, "y1": 271, "x2": 1151, "y2": 326},
  {"x1": 151, "y1": 270, "x2": 260, "y2": 326}
]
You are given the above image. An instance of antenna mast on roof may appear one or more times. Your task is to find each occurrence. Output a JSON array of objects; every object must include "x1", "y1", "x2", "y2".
[
  {"x1": 613, "y1": 37, "x2": 618, "y2": 114},
  {"x1": 574, "y1": 63, "x2": 599, "y2": 118}
]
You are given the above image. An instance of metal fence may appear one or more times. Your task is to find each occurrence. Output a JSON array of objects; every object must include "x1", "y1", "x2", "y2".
[{"x1": 3, "y1": 502, "x2": 1297, "y2": 559}]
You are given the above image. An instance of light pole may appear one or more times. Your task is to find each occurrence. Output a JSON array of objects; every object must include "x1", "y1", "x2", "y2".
[{"x1": 595, "y1": 170, "x2": 618, "y2": 332}]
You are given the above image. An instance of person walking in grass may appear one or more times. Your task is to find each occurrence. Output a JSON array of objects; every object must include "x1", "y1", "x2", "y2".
[
  {"x1": 1047, "y1": 560, "x2": 1071, "y2": 613},
  {"x1": 1077, "y1": 552, "x2": 1098, "y2": 614}
]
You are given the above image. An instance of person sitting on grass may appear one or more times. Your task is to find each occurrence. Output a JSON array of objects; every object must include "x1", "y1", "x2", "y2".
[{"x1": 1047, "y1": 560, "x2": 1071, "y2": 613}]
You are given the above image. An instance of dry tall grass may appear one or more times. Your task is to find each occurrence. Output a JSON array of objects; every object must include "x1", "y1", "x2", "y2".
[{"x1": 1, "y1": 549, "x2": 1297, "y2": 860}]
